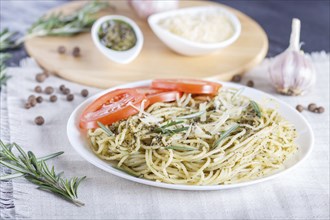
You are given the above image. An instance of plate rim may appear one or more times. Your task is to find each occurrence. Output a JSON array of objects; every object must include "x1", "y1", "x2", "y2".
[{"x1": 67, "y1": 80, "x2": 314, "y2": 190}]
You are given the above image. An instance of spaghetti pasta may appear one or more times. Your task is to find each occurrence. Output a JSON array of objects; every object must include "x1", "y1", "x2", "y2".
[{"x1": 88, "y1": 87, "x2": 297, "y2": 185}]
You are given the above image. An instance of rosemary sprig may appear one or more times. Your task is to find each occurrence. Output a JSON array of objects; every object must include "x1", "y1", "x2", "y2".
[
  {"x1": 21, "y1": 1, "x2": 110, "y2": 42},
  {"x1": 165, "y1": 145, "x2": 195, "y2": 151},
  {"x1": 0, "y1": 140, "x2": 86, "y2": 206},
  {"x1": 250, "y1": 100, "x2": 262, "y2": 118},
  {"x1": 154, "y1": 126, "x2": 189, "y2": 135},
  {"x1": 0, "y1": 28, "x2": 20, "y2": 51},
  {"x1": 154, "y1": 121, "x2": 184, "y2": 134},
  {"x1": 160, "y1": 120, "x2": 184, "y2": 129},
  {"x1": 97, "y1": 121, "x2": 114, "y2": 136},
  {"x1": 0, "y1": 53, "x2": 12, "y2": 88},
  {"x1": 212, "y1": 124, "x2": 240, "y2": 149}
]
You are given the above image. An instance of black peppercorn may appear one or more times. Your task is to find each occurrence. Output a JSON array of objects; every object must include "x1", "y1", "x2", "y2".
[
  {"x1": 296, "y1": 105, "x2": 304, "y2": 112},
  {"x1": 317, "y1": 106, "x2": 325, "y2": 113},
  {"x1": 45, "y1": 86, "x2": 54, "y2": 95},
  {"x1": 81, "y1": 89, "x2": 89, "y2": 97},
  {"x1": 67, "y1": 94, "x2": 74, "y2": 101},
  {"x1": 24, "y1": 103, "x2": 31, "y2": 109},
  {"x1": 247, "y1": 80, "x2": 254, "y2": 87},
  {"x1": 34, "y1": 86, "x2": 42, "y2": 93},
  {"x1": 50, "y1": 95, "x2": 57, "y2": 102},
  {"x1": 36, "y1": 96, "x2": 43, "y2": 103},
  {"x1": 35, "y1": 116, "x2": 45, "y2": 126},
  {"x1": 57, "y1": 46, "x2": 66, "y2": 54},
  {"x1": 231, "y1": 74, "x2": 242, "y2": 83},
  {"x1": 72, "y1": 47, "x2": 80, "y2": 57},
  {"x1": 63, "y1": 88, "x2": 70, "y2": 95},
  {"x1": 308, "y1": 103, "x2": 317, "y2": 112},
  {"x1": 36, "y1": 73, "x2": 46, "y2": 83},
  {"x1": 28, "y1": 95, "x2": 36, "y2": 102},
  {"x1": 59, "y1": 84, "x2": 66, "y2": 91}
]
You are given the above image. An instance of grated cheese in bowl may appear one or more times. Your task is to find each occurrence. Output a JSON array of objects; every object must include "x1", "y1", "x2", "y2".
[{"x1": 158, "y1": 10, "x2": 235, "y2": 44}]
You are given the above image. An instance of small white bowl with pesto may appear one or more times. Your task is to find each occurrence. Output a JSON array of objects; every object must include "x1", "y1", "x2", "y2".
[
  {"x1": 148, "y1": 6, "x2": 241, "y2": 56},
  {"x1": 92, "y1": 15, "x2": 144, "y2": 64}
]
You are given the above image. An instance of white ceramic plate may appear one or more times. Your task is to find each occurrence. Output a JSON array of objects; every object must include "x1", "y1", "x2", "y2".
[{"x1": 67, "y1": 80, "x2": 314, "y2": 190}]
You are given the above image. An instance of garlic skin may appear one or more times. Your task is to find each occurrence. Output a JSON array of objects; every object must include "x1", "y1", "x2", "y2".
[
  {"x1": 128, "y1": 0, "x2": 178, "y2": 19},
  {"x1": 269, "y1": 18, "x2": 316, "y2": 96}
]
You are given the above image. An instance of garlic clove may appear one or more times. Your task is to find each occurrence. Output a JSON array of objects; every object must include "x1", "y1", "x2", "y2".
[
  {"x1": 129, "y1": 0, "x2": 178, "y2": 19},
  {"x1": 268, "y1": 18, "x2": 316, "y2": 96}
]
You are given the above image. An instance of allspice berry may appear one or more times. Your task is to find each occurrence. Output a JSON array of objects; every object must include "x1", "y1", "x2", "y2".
[
  {"x1": 81, "y1": 89, "x2": 89, "y2": 97},
  {"x1": 231, "y1": 74, "x2": 242, "y2": 83},
  {"x1": 34, "y1": 85, "x2": 42, "y2": 93},
  {"x1": 30, "y1": 99, "x2": 37, "y2": 107},
  {"x1": 247, "y1": 80, "x2": 254, "y2": 87},
  {"x1": 296, "y1": 105, "x2": 304, "y2": 112},
  {"x1": 66, "y1": 94, "x2": 74, "y2": 101},
  {"x1": 28, "y1": 95, "x2": 36, "y2": 102},
  {"x1": 43, "y1": 71, "x2": 50, "y2": 78},
  {"x1": 59, "y1": 84, "x2": 66, "y2": 92},
  {"x1": 317, "y1": 106, "x2": 325, "y2": 113},
  {"x1": 28, "y1": 95, "x2": 37, "y2": 107},
  {"x1": 308, "y1": 103, "x2": 317, "y2": 112},
  {"x1": 63, "y1": 88, "x2": 70, "y2": 95},
  {"x1": 36, "y1": 73, "x2": 46, "y2": 83},
  {"x1": 24, "y1": 103, "x2": 31, "y2": 109},
  {"x1": 36, "y1": 96, "x2": 43, "y2": 103},
  {"x1": 35, "y1": 116, "x2": 45, "y2": 126},
  {"x1": 57, "y1": 46, "x2": 66, "y2": 54},
  {"x1": 50, "y1": 95, "x2": 57, "y2": 102},
  {"x1": 44, "y1": 86, "x2": 54, "y2": 95},
  {"x1": 72, "y1": 46, "x2": 80, "y2": 57}
]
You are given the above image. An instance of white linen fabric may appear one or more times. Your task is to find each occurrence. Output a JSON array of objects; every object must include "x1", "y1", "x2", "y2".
[{"x1": 0, "y1": 53, "x2": 329, "y2": 219}]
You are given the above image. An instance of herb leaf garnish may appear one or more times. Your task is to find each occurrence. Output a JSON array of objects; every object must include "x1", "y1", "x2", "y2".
[
  {"x1": 22, "y1": 1, "x2": 111, "y2": 41},
  {"x1": 97, "y1": 121, "x2": 114, "y2": 136},
  {"x1": 0, "y1": 140, "x2": 86, "y2": 206},
  {"x1": 212, "y1": 124, "x2": 240, "y2": 149},
  {"x1": 250, "y1": 100, "x2": 262, "y2": 118}
]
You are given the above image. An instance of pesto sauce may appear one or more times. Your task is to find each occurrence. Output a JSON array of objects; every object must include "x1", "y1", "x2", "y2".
[{"x1": 98, "y1": 19, "x2": 137, "y2": 51}]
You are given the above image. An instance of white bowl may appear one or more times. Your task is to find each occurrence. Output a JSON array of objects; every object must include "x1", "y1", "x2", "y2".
[
  {"x1": 67, "y1": 80, "x2": 314, "y2": 190},
  {"x1": 148, "y1": 6, "x2": 241, "y2": 56},
  {"x1": 91, "y1": 15, "x2": 144, "y2": 64}
]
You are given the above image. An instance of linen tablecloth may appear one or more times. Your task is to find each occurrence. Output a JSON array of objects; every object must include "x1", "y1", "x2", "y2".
[{"x1": 0, "y1": 53, "x2": 329, "y2": 219}]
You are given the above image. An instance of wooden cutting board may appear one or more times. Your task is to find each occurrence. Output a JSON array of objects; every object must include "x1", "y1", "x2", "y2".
[{"x1": 25, "y1": 1, "x2": 268, "y2": 89}]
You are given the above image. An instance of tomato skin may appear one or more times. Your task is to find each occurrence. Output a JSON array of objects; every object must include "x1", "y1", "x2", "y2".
[
  {"x1": 151, "y1": 79, "x2": 222, "y2": 95},
  {"x1": 79, "y1": 89, "x2": 149, "y2": 129},
  {"x1": 147, "y1": 91, "x2": 181, "y2": 104},
  {"x1": 135, "y1": 86, "x2": 181, "y2": 105}
]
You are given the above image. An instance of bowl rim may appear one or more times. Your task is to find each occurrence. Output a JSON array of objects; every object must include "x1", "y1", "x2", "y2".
[
  {"x1": 148, "y1": 6, "x2": 241, "y2": 49},
  {"x1": 67, "y1": 80, "x2": 314, "y2": 190},
  {"x1": 91, "y1": 15, "x2": 144, "y2": 64}
]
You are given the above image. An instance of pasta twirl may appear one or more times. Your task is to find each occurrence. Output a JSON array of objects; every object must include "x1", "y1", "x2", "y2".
[{"x1": 88, "y1": 88, "x2": 297, "y2": 185}]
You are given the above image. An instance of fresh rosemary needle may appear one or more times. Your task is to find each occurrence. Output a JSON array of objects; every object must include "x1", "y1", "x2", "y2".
[
  {"x1": 0, "y1": 140, "x2": 86, "y2": 206},
  {"x1": 250, "y1": 100, "x2": 262, "y2": 118},
  {"x1": 0, "y1": 53, "x2": 12, "y2": 88},
  {"x1": 0, "y1": 28, "x2": 20, "y2": 51},
  {"x1": 212, "y1": 124, "x2": 240, "y2": 149},
  {"x1": 20, "y1": 1, "x2": 111, "y2": 43},
  {"x1": 97, "y1": 121, "x2": 114, "y2": 136}
]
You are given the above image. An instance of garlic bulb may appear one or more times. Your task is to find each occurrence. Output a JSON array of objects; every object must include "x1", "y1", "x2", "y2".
[
  {"x1": 128, "y1": 0, "x2": 178, "y2": 19},
  {"x1": 269, "y1": 18, "x2": 316, "y2": 96}
]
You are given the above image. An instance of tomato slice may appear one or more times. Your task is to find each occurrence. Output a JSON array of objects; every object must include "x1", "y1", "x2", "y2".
[
  {"x1": 135, "y1": 86, "x2": 181, "y2": 104},
  {"x1": 79, "y1": 89, "x2": 149, "y2": 129},
  {"x1": 151, "y1": 79, "x2": 222, "y2": 95}
]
